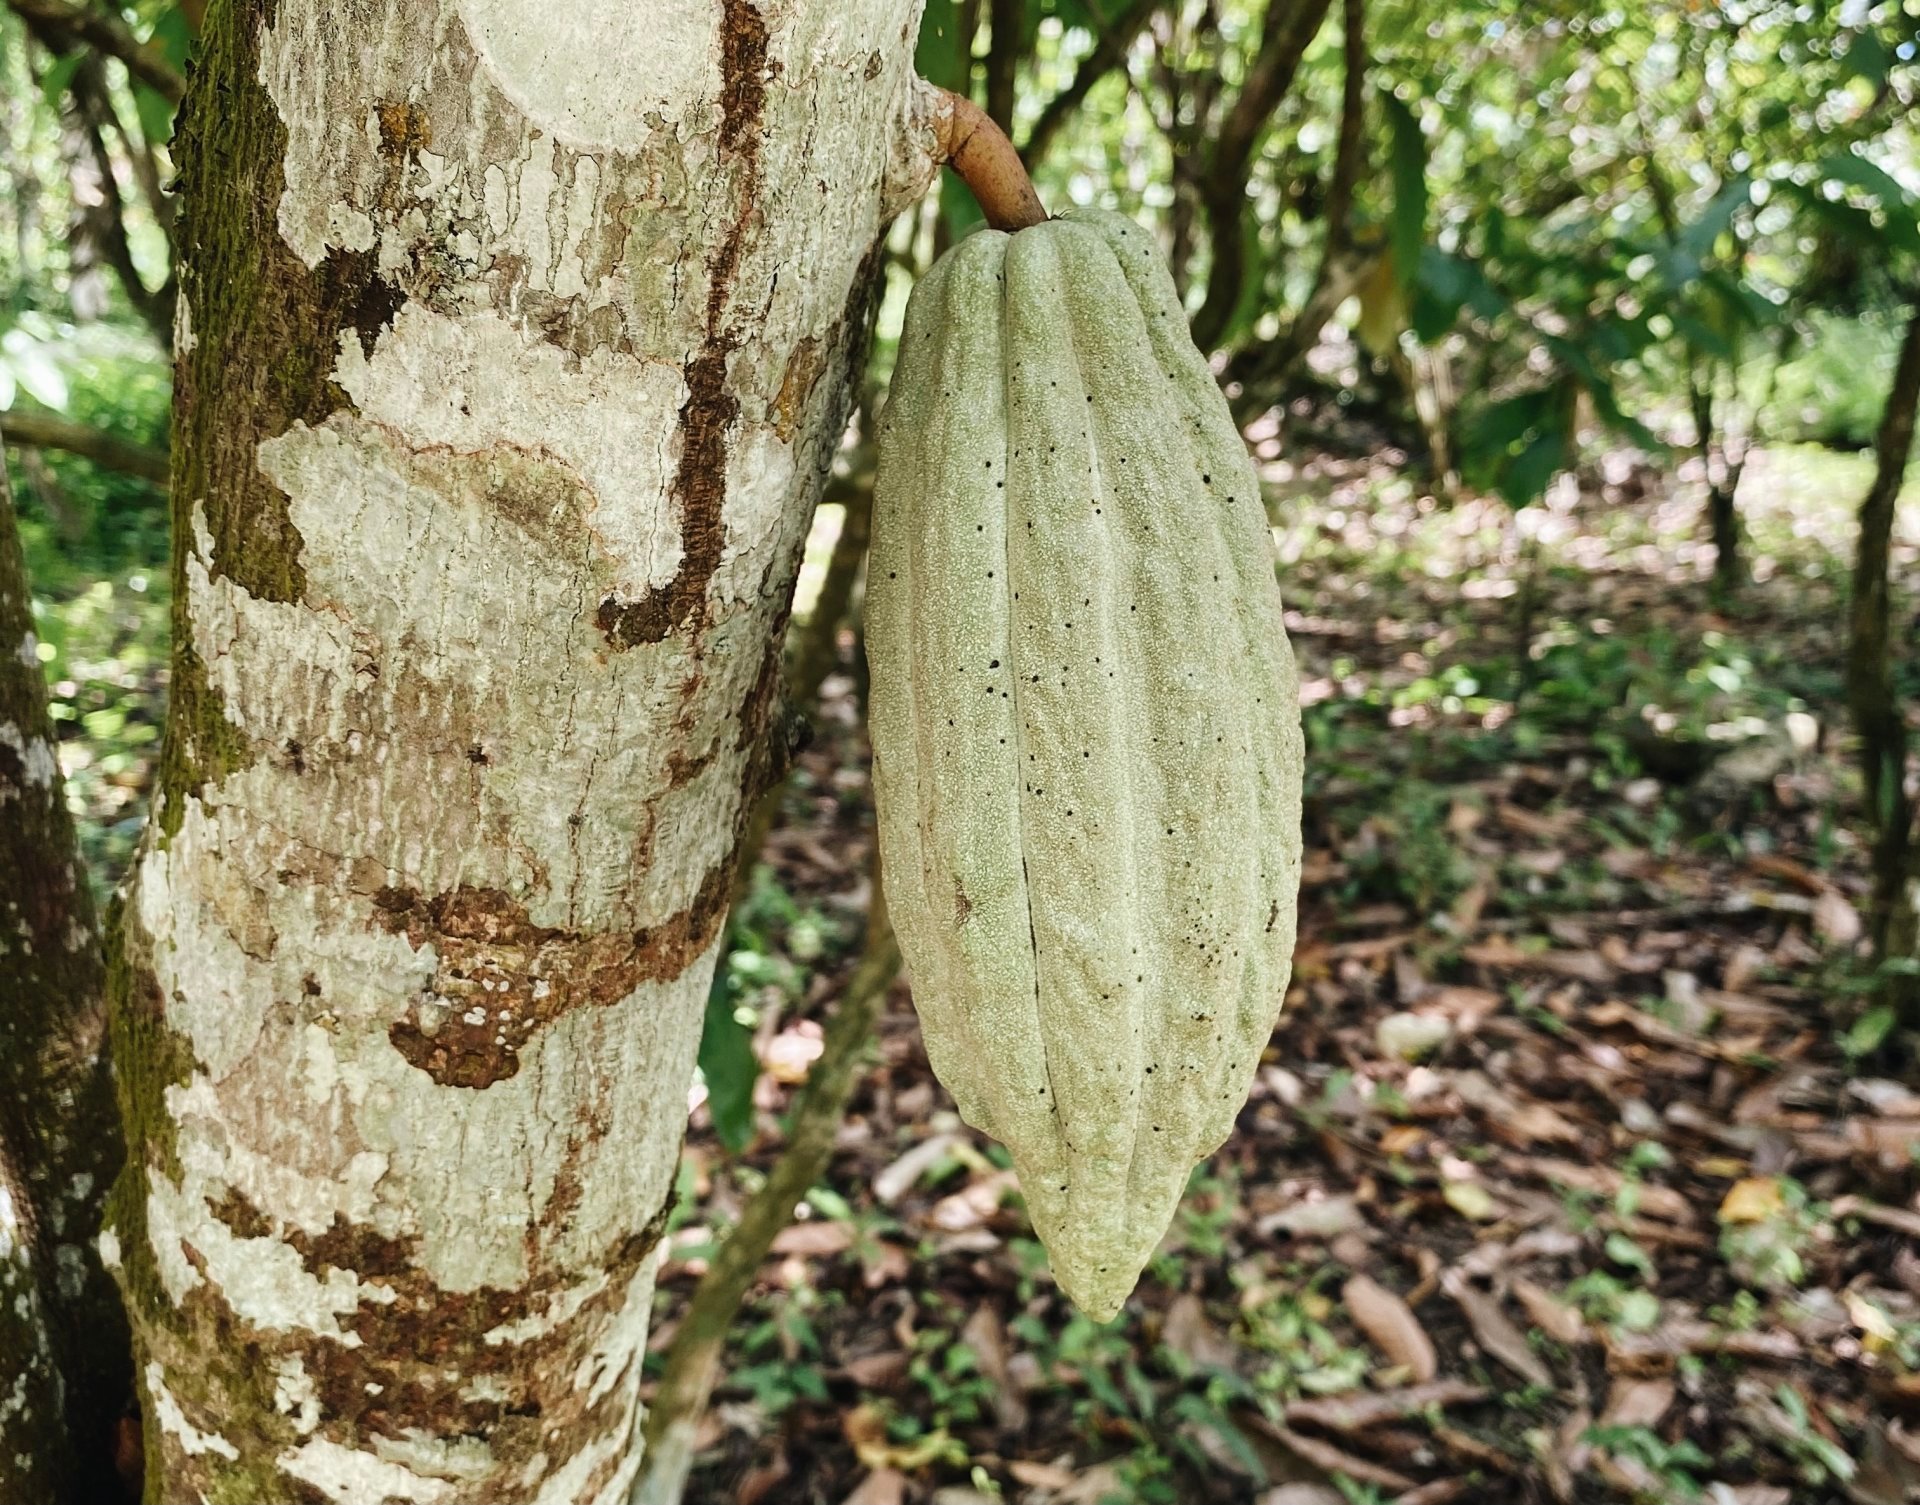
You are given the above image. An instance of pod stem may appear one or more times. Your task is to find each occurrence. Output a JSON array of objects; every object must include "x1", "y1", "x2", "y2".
[{"x1": 930, "y1": 87, "x2": 1049, "y2": 232}]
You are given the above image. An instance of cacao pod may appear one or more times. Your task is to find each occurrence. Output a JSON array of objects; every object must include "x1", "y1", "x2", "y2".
[{"x1": 866, "y1": 208, "x2": 1303, "y2": 1320}]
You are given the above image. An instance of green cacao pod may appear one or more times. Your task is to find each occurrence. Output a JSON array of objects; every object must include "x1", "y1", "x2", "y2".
[{"x1": 866, "y1": 208, "x2": 1304, "y2": 1320}]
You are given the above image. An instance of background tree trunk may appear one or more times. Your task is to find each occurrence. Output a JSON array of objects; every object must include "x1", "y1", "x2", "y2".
[
  {"x1": 0, "y1": 464, "x2": 131, "y2": 1505},
  {"x1": 105, "y1": 3, "x2": 938, "y2": 1500},
  {"x1": 1848, "y1": 298, "x2": 1920, "y2": 1028}
]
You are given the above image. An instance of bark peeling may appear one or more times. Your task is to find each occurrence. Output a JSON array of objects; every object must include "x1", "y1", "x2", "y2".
[{"x1": 112, "y1": 1, "x2": 938, "y2": 1500}]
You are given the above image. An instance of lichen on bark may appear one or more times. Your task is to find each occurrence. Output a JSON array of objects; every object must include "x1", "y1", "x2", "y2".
[{"x1": 109, "y1": 1, "x2": 935, "y2": 1500}]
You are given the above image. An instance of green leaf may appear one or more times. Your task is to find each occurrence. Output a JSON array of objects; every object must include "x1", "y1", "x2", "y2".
[
  {"x1": 1819, "y1": 151, "x2": 1920, "y2": 255},
  {"x1": 916, "y1": 0, "x2": 970, "y2": 93},
  {"x1": 1843, "y1": 1004, "x2": 1897, "y2": 1059},
  {"x1": 40, "y1": 52, "x2": 84, "y2": 109},
  {"x1": 1, "y1": 331, "x2": 69, "y2": 410},
  {"x1": 1679, "y1": 175, "x2": 1751, "y2": 260},
  {"x1": 1820, "y1": 152, "x2": 1915, "y2": 213},
  {"x1": 1653, "y1": 246, "x2": 1703, "y2": 291},
  {"x1": 1168, "y1": 1395, "x2": 1266, "y2": 1478},
  {"x1": 1586, "y1": 374, "x2": 1661, "y2": 453},
  {"x1": 1670, "y1": 311, "x2": 1734, "y2": 362},
  {"x1": 133, "y1": 85, "x2": 177, "y2": 149},
  {"x1": 1500, "y1": 421, "x2": 1567, "y2": 508},
  {"x1": 1842, "y1": 28, "x2": 1891, "y2": 87},
  {"x1": 1218, "y1": 215, "x2": 1269, "y2": 347},
  {"x1": 1460, "y1": 389, "x2": 1552, "y2": 459},
  {"x1": 1411, "y1": 248, "x2": 1505, "y2": 340},
  {"x1": 697, "y1": 954, "x2": 758, "y2": 1153},
  {"x1": 1418, "y1": 248, "x2": 1505, "y2": 320},
  {"x1": 150, "y1": 6, "x2": 196, "y2": 69},
  {"x1": 938, "y1": 167, "x2": 988, "y2": 243},
  {"x1": 1383, "y1": 91, "x2": 1427, "y2": 297}
]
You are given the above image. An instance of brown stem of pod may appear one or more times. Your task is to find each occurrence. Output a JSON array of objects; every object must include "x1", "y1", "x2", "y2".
[{"x1": 930, "y1": 86, "x2": 1049, "y2": 231}]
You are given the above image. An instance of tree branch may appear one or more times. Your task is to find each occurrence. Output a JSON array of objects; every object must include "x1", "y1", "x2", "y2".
[
  {"x1": 1020, "y1": 0, "x2": 1160, "y2": 164},
  {"x1": 633, "y1": 915, "x2": 903, "y2": 1505},
  {"x1": 1225, "y1": 0, "x2": 1368, "y2": 399},
  {"x1": 4, "y1": 0, "x2": 186, "y2": 104},
  {"x1": 1191, "y1": 0, "x2": 1335, "y2": 349},
  {"x1": 66, "y1": 56, "x2": 175, "y2": 342},
  {"x1": 2, "y1": 409, "x2": 170, "y2": 484}
]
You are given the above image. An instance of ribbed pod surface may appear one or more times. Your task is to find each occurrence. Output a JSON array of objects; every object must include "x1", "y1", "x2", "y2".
[{"x1": 866, "y1": 208, "x2": 1303, "y2": 1319}]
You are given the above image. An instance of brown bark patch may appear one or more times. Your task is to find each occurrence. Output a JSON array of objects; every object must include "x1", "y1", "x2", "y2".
[
  {"x1": 206, "y1": 1186, "x2": 273, "y2": 1242},
  {"x1": 595, "y1": 340, "x2": 738, "y2": 649},
  {"x1": 376, "y1": 867, "x2": 731, "y2": 1087},
  {"x1": 595, "y1": 0, "x2": 766, "y2": 651},
  {"x1": 285, "y1": 1214, "x2": 418, "y2": 1283},
  {"x1": 774, "y1": 335, "x2": 823, "y2": 441},
  {"x1": 375, "y1": 100, "x2": 432, "y2": 156},
  {"x1": 716, "y1": 0, "x2": 770, "y2": 153},
  {"x1": 140, "y1": 1203, "x2": 670, "y2": 1498}
]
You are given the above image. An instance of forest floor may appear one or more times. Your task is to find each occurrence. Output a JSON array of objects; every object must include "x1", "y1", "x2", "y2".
[
  {"x1": 39, "y1": 432, "x2": 1920, "y2": 1505},
  {"x1": 649, "y1": 437, "x2": 1920, "y2": 1505}
]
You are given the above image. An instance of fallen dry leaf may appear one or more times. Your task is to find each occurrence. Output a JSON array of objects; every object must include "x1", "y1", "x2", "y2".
[
  {"x1": 1512, "y1": 1277, "x2": 1587, "y2": 1346},
  {"x1": 1392, "y1": 1483, "x2": 1473, "y2": 1505},
  {"x1": 1286, "y1": 1379, "x2": 1487, "y2": 1431},
  {"x1": 1006, "y1": 1458, "x2": 1078, "y2": 1490},
  {"x1": 1344, "y1": 1273, "x2": 1438, "y2": 1381},
  {"x1": 1600, "y1": 1377, "x2": 1675, "y2": 1428},
  {"x1": 1161, "y1": 1292, "x2": 1240, "y2": 1371},
  {"x1": 837, "y1": 1350, "x2": 910, "y2": 1390},
  {"x1": 1055, "y1": 1464, "x2": 1127, "y2": 1504},
  {"x1": 962, "y1": 1303, "x2": 1028, "y2": 1431},
  {"x1": 771, "y1": 1219, "x2": 854, "y2": 1257},
  {"x1": 928, "y1": 1169, "x2": 1016, "y2": 1231},
  {"x1": 1442, "y1": 1178, "x2": 1498, "y2": 1222},
  {"x1": 1441, "y1": 1272, "x2": 1554, "y2": 1387},
  {"x1": 872, "y1": 1132, "x2": 962, "y2": 1204},
  {"x1": 1812, "y1": 888, "x2": 1863, "y2": 946},
  {"x1": 1243, "y1": 1415, "x2": 1418, "y2": 1493},
  {"x1": 1719, "y1": 1176, "x2": 1785, "y2": 1224},
  {"x1": 1261, "y1": 1194, "x2": 1367, "y2": 1240},
  {"x1": 761, "y1": 1021, "x2": 825, "y2": 1083},
  {"x1": 1377, "y1": 1011, "x2": 1452, "y2": 1061},
  {"x1": 840, "y1": 1469, "x2": 908, "y2": 1505}
]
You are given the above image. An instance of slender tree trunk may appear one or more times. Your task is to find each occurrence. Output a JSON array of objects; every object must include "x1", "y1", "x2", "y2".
[
  {"x1": 1189, "y1": 0, "x2": 1333, "y2": 350},
  {"x1": 1848, "y1": 298, "x2": 1920, "y2": 1025},
  {"x1": 985, "y1": 0, "x2": 1023, "y2": 134},
  {"x1": 634, "y1": 913, "x2": 900, "y2": 1505},
  {"x1": 1698, "y1": 371, "x2": 1743, "y2": 598},
  {"x1": 103, "y1": 3, "x2": 939, "y2": 1500},
  {"x1": 0, "y1": 466, "x2": 131, "y2": 1505},
  {"x1": 1225, "y1": 0, "x2": 1366, "y2": 404}
]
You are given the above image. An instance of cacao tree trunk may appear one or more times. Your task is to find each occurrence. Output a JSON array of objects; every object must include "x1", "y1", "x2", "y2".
[
  {"x1": 105, "y1": 3, "x2": 937, "y2": 1500},
  {"x1": 0, "y1": 465, "x2": 132, "y2": 1505},
  {"x1": 1848, "y1": 298, "x2": 1920, "y2": 1030}
]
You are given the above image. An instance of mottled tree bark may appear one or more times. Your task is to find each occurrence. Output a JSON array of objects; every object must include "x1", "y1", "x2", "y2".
[
  {"x1": 1848, "y1": 299, "x2": 1920, "y2": 1027},
  {"x1": 104, "y1": 3, "x2": 940, "y2": 1501},
  {"x1": 0, "y1": 467, "x2": 131, "y2": 1504}
]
